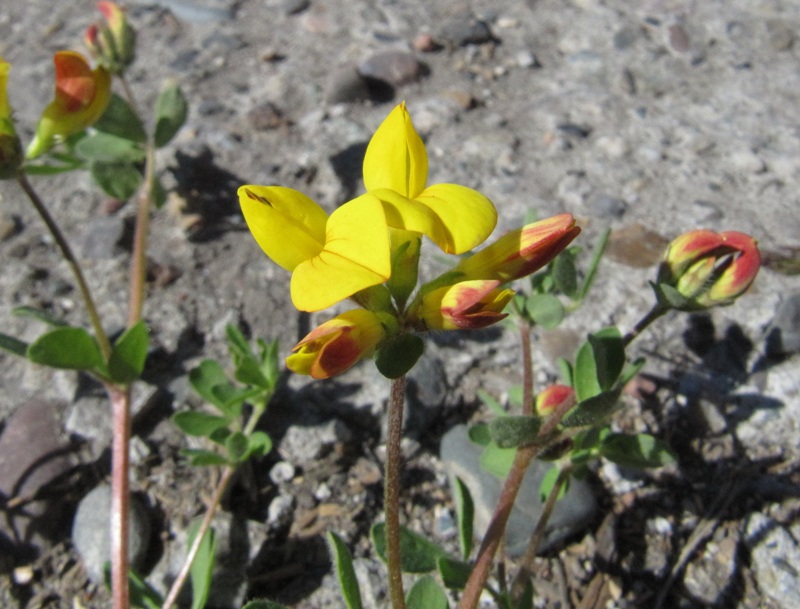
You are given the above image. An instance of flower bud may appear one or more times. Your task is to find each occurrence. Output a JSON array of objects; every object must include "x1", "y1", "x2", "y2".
[
  {"x1": 286, "y1": 309, "x2": 386, "y2": 379},
  {"x1": 656, "y1": 229, "x2": 760, "y2": 309},
  {"x1": 453, "y1": 213, "x2": 581, "y2": 283},
  {"x1": 535, "y1": 384, "x2": 576, "y2": 417},
  {"x1": 26, "y1": 51, "x2": 111, "y2": 159},
  {"x1": 0, "y1": 57, "x2": 23, "y2": 179},
  {"x1": 85, "y1": 1, "x2": 136, "y2": 75},
  {"x1": 415, "y1": 279, "x2": 514, "y2": 330}
]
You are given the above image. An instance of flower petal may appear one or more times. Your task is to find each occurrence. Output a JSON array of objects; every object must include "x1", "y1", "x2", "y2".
[
  {"x1": 291, "y1": 193, "x2": 391, "y2": 311},
  {"x1": 415, "y1": 183, "x2": 497, "y2": 253},
  {"x1": 363, "y1": 103, "x2": 427, "y2": 197},
  {"x1": 238, "y1": 185, "x2": 328, "y2": 271}
]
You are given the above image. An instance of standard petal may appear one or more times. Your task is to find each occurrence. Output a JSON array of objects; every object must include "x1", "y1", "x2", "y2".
[
  {"x1": 415, "y1": 183, "x2": 498, "y2": 253},
  {"x1": 238, "y1": 185, "x2": 328, "y2": 271},
  {"x1": 363, "y1": 103, "x2": 428, "y2": 197},
  {"x1": 291, "y1": 194, "x2": 391, "y2": 311}
]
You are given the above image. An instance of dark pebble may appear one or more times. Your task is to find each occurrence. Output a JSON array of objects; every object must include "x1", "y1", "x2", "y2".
[
  {"x1": 436, "y1": 16, "x2": 494, "y2": 46},
  {"x1": 590, "y1": 194, "x2": 628, "y2": 219},
  {"x1": 324, "y1": 64, "x2": 372, "y2": 104},
  {"x1": 358, "y1": 50, "x2": 426, "y2": 87},
  {"x1": 247, "y1": 101, "x2": 288, "y2": 130}
]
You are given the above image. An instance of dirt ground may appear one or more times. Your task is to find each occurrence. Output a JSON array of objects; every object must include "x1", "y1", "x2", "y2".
[{"x1": 1, "y1": 0, "x2": 799, "y2": 607}]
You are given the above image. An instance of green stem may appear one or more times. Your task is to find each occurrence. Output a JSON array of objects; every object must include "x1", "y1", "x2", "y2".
[
  {"x1": 16, "y1": 172, "x2": 112, "y2": 359},
  {"x1": 127, "y1": 142, "x2": 155, "y2": 326},
  {"x1": 623, "y1": 305, "x2": 667, "y2": 347},
  {"x1": 385, "y1": 376, "x2": 407, "y2": 609},
  {"x1": 520, "y1": 320, "x2": 534, "y2": 416},
  {"x1": 109, "y1": 384, "x2": 132, "y2": 609}
]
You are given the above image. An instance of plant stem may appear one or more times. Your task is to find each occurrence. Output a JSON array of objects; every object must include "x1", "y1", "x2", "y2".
[
  {"x1": 623, "y1": 305, "x2": 666, "y2": 347},
  {"x1": 109, "y1": 384, "x2": 132, "y2": 609},
  {"x1": 510, "y1": 465, "x2": 571, "y2": 602},
  {"x1": 16, "y1": 172, "x2": 112, "y2": 359},
  {"x1": 127, "y1": 142, "x2": 155, "y2": 326},
  {"x1": 520, "y1": 321, "x2": 534, "y2": 416},
  {"x1": 385, "y1": 375, "x2": 407, "y2": 609},
  {"x1": 161, "y1": 465, "x2": 235, "y2": 609}
]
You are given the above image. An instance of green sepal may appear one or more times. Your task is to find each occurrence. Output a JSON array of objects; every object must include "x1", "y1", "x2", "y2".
[{"x1": 375, "y1": 333, "x2": 424, "y2": 379}]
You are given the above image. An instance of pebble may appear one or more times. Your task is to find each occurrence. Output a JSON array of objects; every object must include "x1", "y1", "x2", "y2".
[
  {"x1": 279, "y1": 418, "x2": 354, "y2": 465},
  {"x1": 440, "y1": 425, "x2": 596, "y2": 556},
  {"x1": 412, "y1": 33, "x2": 440, "y2": 53},
  {"x1": 729, "y1": 148, "x2": 766, "y2": 174},
  {"x1": 71, "y1": 484, "x2": 151, "y2": 583},
  {"x1": 0, "y1": 399, "x2": 77, "y2": 555},
  {"x1": 595, "y1": 135, "x2": 629, "y2": 159},
  {"x1": 589, "y1": 194, "x2": 628, "y2": 219},
  {"x1": 745, "y1": 513, "x2": 800, "y2": 609},
  {"x1": 683, "y1": 527, "x2": 738, "y2": 605},
  {"x1": 267, "y1": 494, "x2": 295, "y2": 529},
  {"x1": 358, "y1": 50, "x2": 426, "y2": 87},
  {"x1": 269, "y1": 460, "x2": 296, "y2": 485},
  {"x1": 605, "y1": 224, "x2": 669, "y2": 268},
  {"x1": 667, "y1": 23, "x2": 691, "y2": 53},
  {"x1": 436, "y1": 16, "x2": 494, "y2": 47},
  {"x1": 767, "y1": 19, "x2": 795, "y2": 52},
  {"x1": 324, "y1": 64, "x2": 371, "y2": 104},
  {"x1": 246, "y1": 101, "x2": 288, "y2": 131},
  {"x1": 0, "y1": 213, "x2": 21, "y2": 241},
  {"x1": 515, "y1": 50, "x2": 539, "y2": 68},
  {"x1": 282, "y1": 0, "x2": 310, "y2": 16},
  {"x1": 766, "y1": 291, "x2": 800, "y2": 357}
]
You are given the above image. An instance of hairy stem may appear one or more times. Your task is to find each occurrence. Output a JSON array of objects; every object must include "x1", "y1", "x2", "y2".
[
  {"x1": 109, "y1": 385, "x2": 132, "y2": 609},
  {"x1": 127, "y1": 142, "x2": 155, "y2": 326},
  {"x1": 520, "y1": 321, "x2": 534, "y2": 416},
  {"x1": 385, "y1": 376, "x2": 407, "y2": 609},
  {"x1": 623, "y1": 305, "x2": 666, "y2": 347},
  {"x1": 17, "y1": 172, "x2": 112, "y2": 359}
]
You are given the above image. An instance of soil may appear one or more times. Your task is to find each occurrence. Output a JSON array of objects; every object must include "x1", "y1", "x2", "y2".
[{"x1": 1, "y1": 0, "x2": 799, "y2": 608}]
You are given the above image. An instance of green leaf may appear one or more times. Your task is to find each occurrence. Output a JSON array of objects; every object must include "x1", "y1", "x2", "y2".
[
  {"x1": 154, "y1": 80, "x2": 188, "y2": 148},
  {"x1": 467, "y1": 422, "x2": 491, "y2": 447},
  {"x1": 375, "y1": 334, "x2": 424, "y2": 379},
  {"x1": 94, "y1": 93, "x2": 147, "y2": 143},
  {"x1": 75, "y1": 132, "x2": 146, "y2": 163},
  {"x1": 552, "y1": 251, "x2": 579, "y2": 299},
  {"x1": 560, "y1": 389, "x2": 621, "y2": 428},
  {"x1": 108, "y1": 321, "x2": 149, "y2": 384},
  {"x1": 452, "y1": 477, "x2": 474, "y2": 560},
  {"x1": 371, "y1": 523, "x2": 448, "y2": 573},
  {"x1": 27, "y1": 326, "x2": 104, "y2": 372},
  {"x1": 246, "y1": 431, "x2": 273, "y2": 460},
  {"x1": 525, "y1": 293, "x2": 565, "y2": 330},
  {"x1": 539, "y1": 466, "x2": 569, "y2": 503},
  {"x1": 241, "y1": 602, "x2": 290, "y2": 609},
  {"x1": 578, "y1": 227, "x2": 610, "y2": 300},
  {"x1": 600, "y1": 433, "x2": 676, "y2": 469},
  {"x1": 437, "y1": 555, "x2": 471, "y2": 590},
  {"x1": 12, "y1": 305, "x2": 67, "y2": 326},
  {"x1": 90, "y1": 161, "x2": 143, "y2": 200},
  {"x1": 479, "y1": 442, "x2": 517, "y2": 479},
  {"x1": 488, "y1": 416, "x2": 541, "y2": 449},
  {"x1": 180, "y1": 448, "x2": 228, "y2": 466},
  {"x1": 506, "y1": 385, "x2": 524, "y2": 409},
  {"x1": 128, "y1": 569, "x2": 163, "y2": 609},
  {"x1": 0, "y1": 332, "x2": 29, "y2": 357},
  {"x1": 188, "y1": 522, "x2": 217, "y2": 609},
  {"x1": 259, "y1": 338, "x2": 280, "y2": 388},
  {"x1": 588, "y1": 327, "x2": 624, "y2": 391},
  {"x1": 406, "y1": 575, "x2": 449, "y2": 609},
  {"x1": 173, "y1": 411, "x2": 231, "y2": 437},
  {"x1": 477, "y1": 389, "x2": 505, "y2": 417},
  {"x1": 189, "y1": 359, "x2": 232, "y2": 411},
  {"x1": 225, "y1": 431, "x2": 249, "y2": 463},
  {"x1": 557, "y1": 357, "x2": 573, "y2": 387},
  {"x1": 327, "y1": 532, "x2": 363, "y2": 609}
]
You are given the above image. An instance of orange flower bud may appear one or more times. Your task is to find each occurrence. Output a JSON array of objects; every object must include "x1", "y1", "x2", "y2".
[
  {"x1": 85, "y1": 1, "x2": 136, "y2": 75},
  {"x1": 26, "y1": 51, "x2": 111, "y2": 159},
  {"x1": 286, "y1": 310, "x2": 386, "y2": 379},
  {"x1": 656, "y1": 229, "x2": 760, "y2": 308},
  {"x1": 415, "y1": 279, "x2": 514, "y2": 330},
  {"x1": 453, "y1": 213, "x2": 581, "y2": 283},
  {"x1": 535, "y1": 384, "x2": 576, "y2": 417}
]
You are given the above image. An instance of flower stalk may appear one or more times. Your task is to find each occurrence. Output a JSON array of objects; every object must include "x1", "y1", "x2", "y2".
[{"x1": 385, "y1": 375, "x2": 408, "y2": 609}]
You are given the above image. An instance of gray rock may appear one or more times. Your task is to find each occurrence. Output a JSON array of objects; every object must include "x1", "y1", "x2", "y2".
[
  {"x1": 745, "y1": 513, "x2": 800, "y2": 609},
  {"x1": 324, "y1": 64, "x2": 371, "y2": 104},
  {"x1": 436, "y1": 16, "x2": 494, "y2": 47},
  {"x1": 766, "y1": 292, "x2": 800, "y2": 357},
  {"x1": 282, "y1": 0, "x2": 310, "y2": 16},
  {"x1": 279, "y1": 418, "x2": 354, "y2": 465},
  {"x1": 71, "y1": 484, "x2": 151, "y2": 583},
  {"x1": 267, "y1": 494, "x2": 295, "y2": 529},
  {"x1": 440, "y1": 424, "x2": 596, "y2": 556},
  {"x1": 0, "y1": 399, "x2": 77, "y2": 555},
  {"x1": 590, "y1": 194, "x2": 628, "y2": 219},
  {"x1": 683, "y1": 526, "x2": 738, "y2": 605},
  {"x1": 358, "y1": 51, "x2": 426, "y2": 87}
]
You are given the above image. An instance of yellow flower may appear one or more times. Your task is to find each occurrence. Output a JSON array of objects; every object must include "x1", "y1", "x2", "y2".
[
  {"x1": 364, "y1": 103, "x2": 497, "y2": 254},
  {"x1": 286, "y1": 309, "x2": 386, "y2": 379},
  {"x1": 0, "y1": 57, "x2": 23, "y2": 179},
  {"x1": 453, "y1": 213, "x2": 581, "y2": 282},
  {"x1": 238, "y1": 186, "x2": 391, "y2": 312},
  {"x1": 26, "y1": 51, "x2": 112, "y2": 159},
  {"x1": 415, "y1": 279, "x2": 514, "y2": 330}
]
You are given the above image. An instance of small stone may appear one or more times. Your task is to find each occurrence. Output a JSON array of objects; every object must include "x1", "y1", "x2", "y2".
[
  {"x1": 613, "y1": 26, "x2": 639, "y2": 50},
  {"x1": 668, "y1": 23, "x2": 691, "y2": 53},
  {"x1": 71, "y1": 485, "x2": 151, "y2": 583},
  {"x1": 0, "y1": 213, "x2": 21, "y2": 241},
  {"x1": 595, "y1": 135, "x2": 629, "y2": 159},
  {"x1": 412, "y1": 33, "x2": 440, "y2": 53},
  {"x1": 267, "y1": 494, "x2": 295, "y2": 529},
  {"x1": 515, "y1": 50, "x2": 539, "y2": 68},
  {"x1": 358, "y1": 50, "x2": 426, "y2": 87},
  {"x1": 606, "y1": 224, "x2": 669, "y2": 268},
  {"x1": 766, "y1": 291, "x2": 800, "y2": 357},
  {"x1": 590, "y1": 194, "x2": 627, "y2": 219},
  {"x1": 246, "y1": 101, "x2": 287, "y2": 131},
  {"x1": 683, "y1": 527, "x2": 739, "y2": 605},
  {"x1": 282, "y1": 0, "x2": 309, "y2": 15},
  {"x1": 324, "y1": 64, "x2": 371, "y2": 104},
  {"x1": 436, "y1": 16, "x2": 494, "y2": 47},
  {"x1": 746, "y1": 513, "x2": 800, "y2": 608},
  {"x1": 269, "y1": 461, "x2": 296, "y2": 485},
  {"x1": 767, "y1": 19, "x2": 795, "y2": 52},
  {"x1": 440, "y1": 425, "x2": 595, "y2": 556},
  {"x1": 729, "y1": 148, "x2": 766, "y2": 173},
  {"x1": 279, "y1": 419, "x2": 353, "y2": 465}
]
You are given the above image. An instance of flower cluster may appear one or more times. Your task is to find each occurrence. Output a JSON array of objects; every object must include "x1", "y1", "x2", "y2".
[{"x1": 240, "y1": 104, "x2": 580, "y2": 379}]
